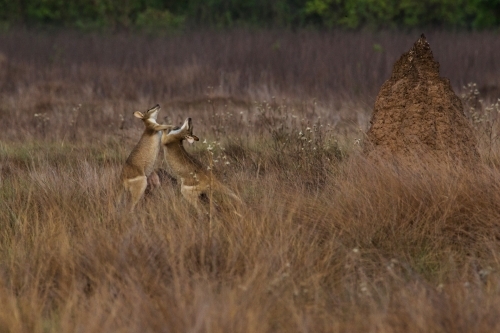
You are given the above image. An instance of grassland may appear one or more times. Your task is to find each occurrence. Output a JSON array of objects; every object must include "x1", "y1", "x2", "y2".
[{"x1": 1, "y1": 29, "x2": 500, "y2": 332}]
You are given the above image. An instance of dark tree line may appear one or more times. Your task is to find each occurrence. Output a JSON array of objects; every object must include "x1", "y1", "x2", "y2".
[{"x1": 0, "y1": 0, "x2": 499, "y2": 31}]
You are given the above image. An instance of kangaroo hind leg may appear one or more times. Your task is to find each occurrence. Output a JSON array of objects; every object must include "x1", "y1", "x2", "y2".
[
  {"x1": 181, "y1": 184, "x2": 206, "y2": 213},
  {"x1": 125, "y1": 175, "x2": 148, "y2": 211}
]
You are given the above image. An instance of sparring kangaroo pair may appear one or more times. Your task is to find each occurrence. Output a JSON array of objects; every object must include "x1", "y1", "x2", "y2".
[{"x1": 120, "y1": 104, "x2": 241, "y2": 213}]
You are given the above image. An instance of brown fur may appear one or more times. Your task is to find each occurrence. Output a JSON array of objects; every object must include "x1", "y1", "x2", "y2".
[
  {"x1": 161, "y1": 118, "x2": 242, "y2": 214},
  {"x1": 119, "y1": 104, "x2": 173, "y2": 211}
]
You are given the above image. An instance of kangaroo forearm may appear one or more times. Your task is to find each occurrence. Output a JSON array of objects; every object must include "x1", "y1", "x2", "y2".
[{"x1": 152, "y1": 124, "x2": 173, "y2": 131}]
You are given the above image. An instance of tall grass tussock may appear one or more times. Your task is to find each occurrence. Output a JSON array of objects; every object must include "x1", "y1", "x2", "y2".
[{"x1": 1, "y1": 29, "x2": 500, "y2": 332}]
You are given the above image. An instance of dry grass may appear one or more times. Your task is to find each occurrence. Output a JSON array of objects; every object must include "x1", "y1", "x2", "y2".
[{"x1": 1, "y1": 29, "x2": 500, "y2": 332}]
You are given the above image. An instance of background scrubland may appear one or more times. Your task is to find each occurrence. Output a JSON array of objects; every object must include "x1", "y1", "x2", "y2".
[{"x1": 1, "y1": 27, "x2": 500, "y2": 332}]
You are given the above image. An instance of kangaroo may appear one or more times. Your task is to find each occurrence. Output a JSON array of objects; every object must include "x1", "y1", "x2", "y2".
[
  {"x1": 161, "y1": 118, "x2": 242, "y2": 214},
  {"x1": 120, "y1": 104, "x2": 172, "y2": 211}
]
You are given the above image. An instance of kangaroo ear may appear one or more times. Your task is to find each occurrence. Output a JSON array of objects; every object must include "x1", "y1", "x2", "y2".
[
  {"x1": 186, "y1": 135, "x2": 199, "y2": 144},
  {"x1": 181, "y1": 118, "x2": 191, "y2": 130},
  {"x1": 133, "y1": 111, "x2": 144, "y2": 119}
]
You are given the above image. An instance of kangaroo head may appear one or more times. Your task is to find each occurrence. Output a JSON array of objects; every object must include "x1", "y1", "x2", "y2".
[
  {"x1": 161, "y1": 117, "x2": 200, "y2": 145},
  {"x1": 134, "y1": 104, "x2": 161, "y2": 128}
]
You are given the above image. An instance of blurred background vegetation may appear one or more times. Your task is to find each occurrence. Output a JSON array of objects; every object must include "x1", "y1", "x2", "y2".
[{"x1": 0, "y1": 0, "x2": 499, "y2": 32}]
